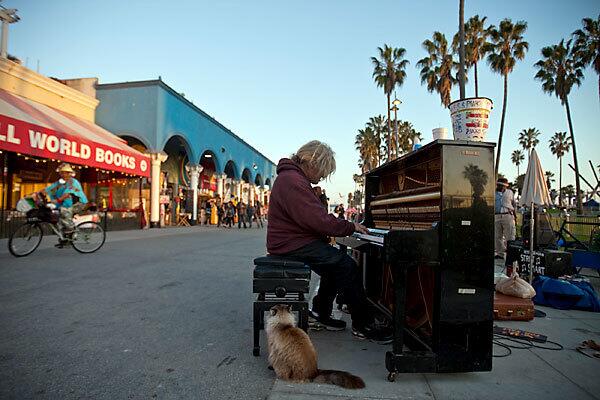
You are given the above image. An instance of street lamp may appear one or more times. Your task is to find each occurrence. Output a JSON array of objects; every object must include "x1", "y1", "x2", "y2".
[
  {"x1": 390, "y1": 97, "x2": 402, "y2": 158},
  {"x1": 0, "y1": 6, "x2": 20, "y2": 59}
]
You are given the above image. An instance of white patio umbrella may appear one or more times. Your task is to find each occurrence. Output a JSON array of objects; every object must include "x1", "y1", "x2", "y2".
[
  {"x1": 518, "y1": 149, "x2": 551, "y2": 282},
  {"x1": 519, "y1": 149, "x2": 551, "y2": 207}
]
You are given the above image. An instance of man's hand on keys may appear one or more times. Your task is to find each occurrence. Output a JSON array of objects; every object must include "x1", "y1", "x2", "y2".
[{"x1": 353, "y1": 222, "x2": 370, "y2": 234}]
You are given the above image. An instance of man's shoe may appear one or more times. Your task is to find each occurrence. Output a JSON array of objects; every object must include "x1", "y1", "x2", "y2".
[
  {"x1": 308, "y1": 310, "x2": 346, "y2": 331},
  {"x1": 352, "y1": 322, "x2": 393, "y2": 344}
]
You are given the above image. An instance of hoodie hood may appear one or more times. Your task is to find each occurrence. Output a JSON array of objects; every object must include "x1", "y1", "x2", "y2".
[{"x1": 277, "y1": 158, "x2": 305, "y2": 176}]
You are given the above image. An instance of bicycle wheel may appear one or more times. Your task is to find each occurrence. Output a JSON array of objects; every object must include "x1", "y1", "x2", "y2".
[
  {"x1": 8, "y1": 223, "x2": 43, "y2": 257},
  {"x1": 72, "y1": 221, "x2": 106, "y2": 254}
]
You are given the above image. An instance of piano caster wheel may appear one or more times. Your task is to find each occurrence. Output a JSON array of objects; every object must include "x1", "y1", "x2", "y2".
[
  {"x1": 387, "y1": 371, "x2": 397, "y2": 382},
  {"x1": 253, "y1": 347, "x2": 260, "y2": 357}
]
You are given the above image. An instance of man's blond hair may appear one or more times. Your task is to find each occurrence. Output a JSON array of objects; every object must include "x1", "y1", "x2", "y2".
[{"x1": 291, "y1": 140, "x2": 336, "y2": 180}]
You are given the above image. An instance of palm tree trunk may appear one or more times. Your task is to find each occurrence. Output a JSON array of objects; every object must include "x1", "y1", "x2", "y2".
[
  {"x1": 495, "y1": 74, "x2": 508, "y2": 178},
  {"x1": 559, "y1": 156, "x2": 563, "y2": 207},
  {"x1": 564, "y1": 95, "x2": 582, "y2": 214},
  {"x1": 386, "y1": 94, "x2": 392, "y2": 161},
  {"x1": 474, "y1": 62, "x2": 479, "y2": 98}
]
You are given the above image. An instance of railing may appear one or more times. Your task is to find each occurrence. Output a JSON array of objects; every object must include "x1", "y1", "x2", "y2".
[
  {"x1": 100, "y1": 210, "x2": 143, "y2": 231},
  {"x1": 515, "y1": 213, "x2": 600, "y2": 244},
  {"x1": 0, "y1": 209, "x2": 143, "y2": 239},
  {"x1": 547, "y1": 215, "x2": 600, "y2": 241}
]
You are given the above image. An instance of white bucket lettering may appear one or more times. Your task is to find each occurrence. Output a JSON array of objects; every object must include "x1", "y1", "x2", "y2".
[{"x1": 449, "y1": 97, "x2": 493, "y2": 141}]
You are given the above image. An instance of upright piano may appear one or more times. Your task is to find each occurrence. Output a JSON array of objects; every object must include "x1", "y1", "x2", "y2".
[{"x1": 338, "y1": 139, "x2": 495, "y2": 379}]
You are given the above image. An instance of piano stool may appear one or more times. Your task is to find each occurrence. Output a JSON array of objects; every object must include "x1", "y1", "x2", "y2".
[{"x1": 252, "y1": 256, "x2": 311, "y2": 356}]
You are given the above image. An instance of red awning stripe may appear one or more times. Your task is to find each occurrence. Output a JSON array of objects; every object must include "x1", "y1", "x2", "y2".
[
  {"x1": 54, "y1": 107, "x2": 132, "y2": 152},
  {"x1": 0, "y1": 89, "x2": 150, "y2": 177},
  {"x1": 0, "y1": 89, "x2": 76, "y2": 137}
]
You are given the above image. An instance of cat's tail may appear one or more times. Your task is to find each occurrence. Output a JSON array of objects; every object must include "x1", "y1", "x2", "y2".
[{"x1": 312, "y1": 369, "x2": 365, "y2": 389}]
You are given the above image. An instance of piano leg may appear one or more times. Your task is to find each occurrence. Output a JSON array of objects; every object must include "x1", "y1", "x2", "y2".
[
  {"x1": 393, "y1": 263, "x2": 407, "y2": 354},
  {"x1": 385, "y1": 262, "x2": 437, "y2": 375}
]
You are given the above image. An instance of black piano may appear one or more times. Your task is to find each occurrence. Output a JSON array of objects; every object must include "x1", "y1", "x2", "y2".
[{"x1": 337, "y1": 139, "x2": 495, "y2": 380}]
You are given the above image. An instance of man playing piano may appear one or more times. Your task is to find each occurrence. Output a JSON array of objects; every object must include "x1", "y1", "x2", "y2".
[{"x1": 267, "y1": 140, "x2": 392, "y2": 343}]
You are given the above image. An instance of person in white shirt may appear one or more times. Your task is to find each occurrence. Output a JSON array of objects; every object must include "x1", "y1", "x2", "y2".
[{"x1": 494, "y1": 177, "x2": 516, "y2": 259}]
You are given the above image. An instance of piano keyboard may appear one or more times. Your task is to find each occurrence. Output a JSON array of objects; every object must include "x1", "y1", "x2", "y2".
[{"x1": 353, "y1": 232, "x2": 384, "y2": 245}]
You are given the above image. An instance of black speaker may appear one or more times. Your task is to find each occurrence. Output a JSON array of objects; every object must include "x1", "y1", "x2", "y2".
[{"x1": 543, "y1": 250, "x2": 574, "y2": 278}]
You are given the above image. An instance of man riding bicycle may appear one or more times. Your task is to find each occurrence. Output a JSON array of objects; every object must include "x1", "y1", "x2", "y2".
[{"x1": 42, "y1": 163, "x2": 88, "y2": 246}]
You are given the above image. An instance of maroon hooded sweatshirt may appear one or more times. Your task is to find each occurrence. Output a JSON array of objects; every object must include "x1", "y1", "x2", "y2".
[{"x1": 267, "y1": 158, "x2": 355, "y2": 254}]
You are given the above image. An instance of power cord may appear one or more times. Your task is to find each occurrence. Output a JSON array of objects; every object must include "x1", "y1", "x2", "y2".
[{"x1": 493, "y1": 333, "x2": 564, "y2": 357}]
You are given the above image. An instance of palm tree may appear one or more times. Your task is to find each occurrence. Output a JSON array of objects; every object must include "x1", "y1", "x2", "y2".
[
  {"x1": 562, "y1": 184, "x2": 575, "y2": 206},
  {"x1": 453, "y1": 15, "x2": 492, "y2": 97},
  {"x1": 549, "y1": 131, "x2": 572, "y2": 207},
  {"x1": 573, "y1": 14, "x2": 600, "y2": 105},
  {"x1": 355, "y1": 127, "x2": 380, "y2": 173},
  {"x1": 371, "y1": 45, "x2": 409, "y2": 160},
  {"x1": 417, "y1": 32, "x2": 458, "y2": 108},
  {"x1": 366, "y1": 115, "x2": 387, "y2": 165},
  {"x1": 485, "y1": 19, "x2": 529, "y2": 178},
  {"x1": 534, "y1": 39, "x2": 585, "y2": 213},
  {"x1": 396, "y1": 121, "x2": 422, "y2": 155},
  {"x1": 545, "y1": 171, "x2": 555, "y2": 190},
  {"x1": 511, "y1": 149, "x2": 525, "y2": 176},
  {"x1": 518, "y1": 127, "x2": 541, "y2": 156},
  {"x1": 462, "y1": 163, "x2": 489, "y2": 201}
]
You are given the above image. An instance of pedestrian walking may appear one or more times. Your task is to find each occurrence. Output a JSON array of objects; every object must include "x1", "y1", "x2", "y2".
[
  {"x1": 237, "y1": 201, "x2": 247, "y2": 229},
  {"x1": 246, "y1": 203, "x2": 255, "y2": 228},
  {"x1": 204, "y1": 200, "x2": 211, "y2": 225},
  {"x1": 217, "y1": 200, "x2": 224, "y2": 227},
  {"x1": 255, "y1": 201, "x2": 264, "y2": 228},
  {"x1": 495, "y1": 177, "x2": 516, "y2": 259},
  {"x1": 226, "y1": 201, "x2": 235, "y2": 228}
]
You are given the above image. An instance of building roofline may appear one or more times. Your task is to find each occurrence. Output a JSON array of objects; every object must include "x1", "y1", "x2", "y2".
[{"x1": 96, "y1": 79, "x2": 276, "y2": 167}]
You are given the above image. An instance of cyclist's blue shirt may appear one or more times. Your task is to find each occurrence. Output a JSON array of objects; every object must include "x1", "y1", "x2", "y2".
[{"x1": 46, "y1": 178, "x2": 88, "y2": 208}]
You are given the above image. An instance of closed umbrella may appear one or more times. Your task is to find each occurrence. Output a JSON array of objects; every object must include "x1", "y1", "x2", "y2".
[
  {"x1": 519, "y1": 149, "x2": 550, "y2": 207},
  {"x1": 518, "y1": 149, "x2": 550, "y2": 282}
]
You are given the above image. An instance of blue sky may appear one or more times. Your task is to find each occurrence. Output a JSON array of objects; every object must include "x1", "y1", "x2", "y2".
[{"x1": 7, "y1": 0, "x2": 600, "y2": 204}]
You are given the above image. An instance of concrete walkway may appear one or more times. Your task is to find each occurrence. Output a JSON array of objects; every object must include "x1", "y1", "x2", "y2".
[
  {"x1": 267, "y1": 264, "x2": 600, "y2": 400},
  {"x1": 1, "y1": 227, "x2": 599, "y2": 399}
]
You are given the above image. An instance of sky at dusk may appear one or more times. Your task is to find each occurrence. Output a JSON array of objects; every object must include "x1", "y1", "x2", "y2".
[{"x1": 7, "y1": 0, "x2": 599, "y2": 205}]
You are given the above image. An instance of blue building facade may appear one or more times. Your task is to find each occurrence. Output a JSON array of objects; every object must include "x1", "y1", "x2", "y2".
[{"x1": 95, "y1": 79, "x2": 276, "y2": 226}]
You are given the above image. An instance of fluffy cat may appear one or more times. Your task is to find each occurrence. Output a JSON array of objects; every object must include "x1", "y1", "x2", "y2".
[{"x1": 265, "y1": 304, "x2": 365, "y2": 389}]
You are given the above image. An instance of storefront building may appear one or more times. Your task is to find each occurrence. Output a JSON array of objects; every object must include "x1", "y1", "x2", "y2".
[
  {"x1": 0, "y1": 57, "x2": 150, "y2": 237},
  {"x1": 95, "y1": 79, "x2": 276, "y2": 227}
]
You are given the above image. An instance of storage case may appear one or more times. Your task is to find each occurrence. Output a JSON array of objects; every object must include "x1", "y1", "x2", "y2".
[{"x1": 493, "y1": 292, "x2": 535, "y2": 321}]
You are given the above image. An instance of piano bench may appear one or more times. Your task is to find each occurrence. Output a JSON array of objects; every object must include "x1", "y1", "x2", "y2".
[{"x1": 252, "y1": 256, "x2": 311, "y2": 357}]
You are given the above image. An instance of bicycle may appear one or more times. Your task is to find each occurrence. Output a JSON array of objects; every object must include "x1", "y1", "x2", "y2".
[{"x1": 8, "y1": 196, "x2": 106, "y2": 257}]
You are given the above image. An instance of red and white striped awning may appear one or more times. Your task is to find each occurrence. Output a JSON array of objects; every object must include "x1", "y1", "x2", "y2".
[{"x1": 0, "y1": 89, "x2": 150, "y2": 177}]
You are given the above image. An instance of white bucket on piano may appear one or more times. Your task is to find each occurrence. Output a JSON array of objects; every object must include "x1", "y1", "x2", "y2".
[
  {"x1": 432, "y1": 128, "x2": 448, "y2": 140},
  {"x1": 449, "y1": 97, "x2": 493, "y2": 141}
]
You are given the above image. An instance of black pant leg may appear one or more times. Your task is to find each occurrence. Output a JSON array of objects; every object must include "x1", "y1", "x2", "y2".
[
  {"x1": 282, "y1": 240, "x2": 370, "y2": 326},
  {"x1": 312, "y1": 267, "x2": 337, "y2": 317}
]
